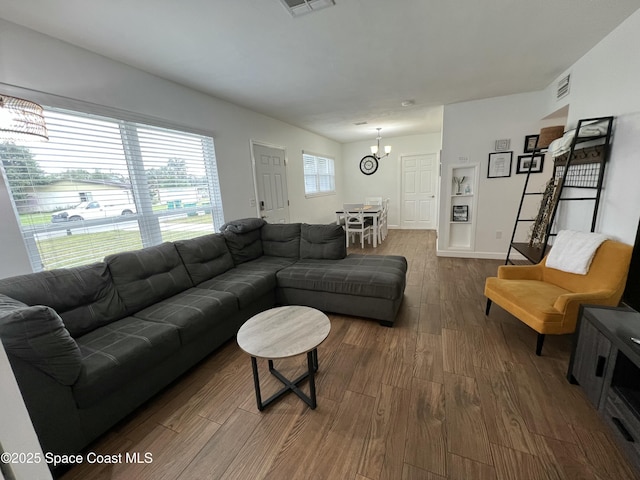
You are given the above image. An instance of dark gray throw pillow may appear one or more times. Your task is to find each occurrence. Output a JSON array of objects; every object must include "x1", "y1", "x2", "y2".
[
  {"x1": 220, "y1": 217, "x2": 266, "y2": 234},
  {"x1": 261, "y1": 223, "x2": 301, "y2": 258},
  {"x1": 0, "y1": 294, "x2": 82, "y2": 386},
  {"x1": 300, "y1": 223, "x2": 347, "y2": 259}
]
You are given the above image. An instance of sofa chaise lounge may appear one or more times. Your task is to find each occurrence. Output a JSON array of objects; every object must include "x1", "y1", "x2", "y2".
[{"x1": 0, "y1": 218, "x2": 407, "y2": 459}]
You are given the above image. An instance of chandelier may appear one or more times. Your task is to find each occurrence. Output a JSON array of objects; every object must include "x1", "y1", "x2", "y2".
[
  {"x1": 0, "y1": 94, "x2": 48, "y2": 141},
  {"x1": 370, "y1": 127, "x2": 391, "y2": 160},
  {"x1": 360, "y1": 128, "x2": 391, "y2": 175}
]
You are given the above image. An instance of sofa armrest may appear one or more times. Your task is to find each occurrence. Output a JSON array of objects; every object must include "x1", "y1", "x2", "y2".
[
  {"x1": 497, "y1": 264, "x2": 543, "y2": 280},
  {"x1": 0, "y1": 294, "x2": 82, "y2": 386}
]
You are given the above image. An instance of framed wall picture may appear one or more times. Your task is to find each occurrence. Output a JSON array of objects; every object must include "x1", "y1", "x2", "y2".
[
  {"x1": 487, "y1": 151, "x2": 512, "y2": 178},
  {"x1": 452, "y1": 205, "x2": 469, "y2": 222},
  {"x1": 495, "y1": 138, "x2": 510, "y2": 151},
  {"x1": 524, "y1": 134, "x2": 539, "y2": 153},
  {"x1": 516, "y1": 154, "x2": 545, "y2": 174}
]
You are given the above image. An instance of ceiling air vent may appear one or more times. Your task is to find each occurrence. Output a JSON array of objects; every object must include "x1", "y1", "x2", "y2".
[
  {"x1": 280, "y1": 0, "x2": 335, "y2": 17},
  {"x1": 557, "y1": 74, "x2": 571, "y2": 99}
]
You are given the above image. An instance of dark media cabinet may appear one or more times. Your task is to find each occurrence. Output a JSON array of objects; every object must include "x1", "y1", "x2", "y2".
[{"x1": 568, "y1": 305, "x2": 640, "y2": 472}]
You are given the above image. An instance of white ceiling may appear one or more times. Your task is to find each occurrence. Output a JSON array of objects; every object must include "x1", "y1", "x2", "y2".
[{"x1": 1, "y1": 0, "x2": 639, "y2": 143}]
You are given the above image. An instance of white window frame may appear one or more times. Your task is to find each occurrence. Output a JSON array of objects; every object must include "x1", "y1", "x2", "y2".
[
  {"x1": 1, "y1": 104, "x2": 224, "y2": 272},
  {"x1": 302, "y1": 151, "x2": 335, "y2": 198}
]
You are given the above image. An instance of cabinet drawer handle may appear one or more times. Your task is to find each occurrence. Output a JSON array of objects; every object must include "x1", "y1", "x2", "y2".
[
  {"x1": 595, "y1": 355, "x2": 606, "y2": 377},
  {"x1": 612, "y1": 417, "x2": 635, "y2": 442}
]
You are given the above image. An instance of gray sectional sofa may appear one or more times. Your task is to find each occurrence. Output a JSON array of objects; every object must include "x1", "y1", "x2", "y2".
[{"x1": 0, "y1": 218, "x2": 407, "y2": 459}]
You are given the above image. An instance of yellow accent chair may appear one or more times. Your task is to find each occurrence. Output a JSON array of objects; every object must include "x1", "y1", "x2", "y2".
[{"x1": 484, "y1": 240, "x2": 633, "y2": 355}]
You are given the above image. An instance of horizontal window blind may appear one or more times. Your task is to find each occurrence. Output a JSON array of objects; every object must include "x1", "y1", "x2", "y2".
[
  {"x1": 303, "y1": 152, "x2": 335, "y2": 196},
  {"x1": 0, "y1": 107, "x2": 224, "y2": 271}
]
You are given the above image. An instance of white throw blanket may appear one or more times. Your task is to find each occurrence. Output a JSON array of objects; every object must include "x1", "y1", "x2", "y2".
[
  {"x1": 546, "y1": 230, "x2": 608, "y2": 275},
  {"x1": 548, "y1": 120, "x2": 609, "y2": 158}
]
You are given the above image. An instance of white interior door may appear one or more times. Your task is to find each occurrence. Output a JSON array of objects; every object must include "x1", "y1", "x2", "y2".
[
  {"x1": 252, "y1": 143, "x2": 290, "y2": 223},
  {"x1": 401, "y1": 153, "x2": 438, "y2": 229}
]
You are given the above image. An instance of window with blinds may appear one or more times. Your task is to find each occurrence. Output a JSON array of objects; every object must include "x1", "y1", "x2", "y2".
[
  {"x1": 302, "y1": 152, "x2": 335, "y2": 197},
  {"x1": 0, "y1": 107, "x2": 224, "y2": 271}
]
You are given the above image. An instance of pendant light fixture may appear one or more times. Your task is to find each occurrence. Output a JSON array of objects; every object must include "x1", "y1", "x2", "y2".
[
  {"x1": 360, "y1": 127, "x2": 391, "y2": 175},
  {"x1": 370, "y1": 127, "x2": 391, "y2": 160},
  {"x1": 0, "y1": 94, "x2": 49, "y2": 141}
]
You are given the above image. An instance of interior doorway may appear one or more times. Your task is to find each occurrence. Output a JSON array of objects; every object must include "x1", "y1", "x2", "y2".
[
  {"x1": 400, "y1": 153, "x2": 438, "y2": 229},
  {"x1": 251, "y1": 141, "x2": 290, "y2": 223}
]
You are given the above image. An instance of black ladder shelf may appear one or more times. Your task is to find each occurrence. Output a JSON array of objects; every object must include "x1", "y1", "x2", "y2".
[{"x1": 505, "y1": 116, "x2": 614, "y2": 265}]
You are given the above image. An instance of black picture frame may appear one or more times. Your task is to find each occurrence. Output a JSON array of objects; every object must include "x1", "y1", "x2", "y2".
[
  {"x1": 487, "y1": 151, "x2": 512, "y2": 178},
  {"x1": 452, "y1": 205, "x2": 469, "y2": 222},
  {"x1": 516, "y1": 154, "x2": 545, "y2": 174},
  {"x1": 524, "y1": 134, "x2": 539, "y2": 153}
]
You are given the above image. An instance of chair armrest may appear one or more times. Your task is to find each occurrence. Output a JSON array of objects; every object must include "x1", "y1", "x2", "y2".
[
  {"x1": 553, "y1": 291, "x2": 615, "y2": 329},
  {"x1": 497, "y1": 264, "x2": 543, "y2": 281}
]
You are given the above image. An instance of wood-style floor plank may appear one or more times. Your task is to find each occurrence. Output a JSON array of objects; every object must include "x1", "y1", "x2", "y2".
[
  {"x1": 444, "y1": 372, "x2": 492, "y2": 466},
  {"x1": 58, "y1": 230, "x2": 638, "y2": 480},
  {"x1": 474, "y1": 366, "x2": 538, "y2": 455},
  {"x1": 413, "y1": 332, "x2": 444, "y2": 384},
  {"x1": 176, "y1": 408, "x2": 261, "y2": 480},
  {"x1": 404, "y1": 377, "x2": 447, "y2": 477},
  {"x1": 447, "y1": 453, "x2": 496, "y2": 480}
]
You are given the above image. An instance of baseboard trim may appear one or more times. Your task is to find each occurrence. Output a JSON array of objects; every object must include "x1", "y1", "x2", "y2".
[{"x1": 436, "y1": 249, "x2": 525, "y2": 260}]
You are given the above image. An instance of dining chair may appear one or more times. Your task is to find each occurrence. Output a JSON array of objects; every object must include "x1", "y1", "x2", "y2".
[
  {"x1": 343, "y1": 203, "x2": 372, "y2": 248},
  {"x1": 364, "y1": 196, "x2": 383, "y2": 206},
  {"x1": 377, "y1": 198, "x2": 389, "y2": 243}
]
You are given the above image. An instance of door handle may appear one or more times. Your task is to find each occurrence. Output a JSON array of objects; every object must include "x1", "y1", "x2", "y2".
[
  {"x1": 595, "y1": 355, "x2": 606, "y2": 377},
  {"x1": 612, "y1": 417, "x2": 635, "y2": 442},
  {"x1": 260, "y1": 201, "x2": 265, "y2": 211}
]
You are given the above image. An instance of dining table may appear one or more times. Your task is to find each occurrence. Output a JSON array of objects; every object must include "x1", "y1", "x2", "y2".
[{"x1": 335, "y1": 204, "x2": 383, "y2": 248}]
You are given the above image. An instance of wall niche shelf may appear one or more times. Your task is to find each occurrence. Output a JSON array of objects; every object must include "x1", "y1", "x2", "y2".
[{"x1": 444, "y1": 163, "x2": 479, "y2": 252}]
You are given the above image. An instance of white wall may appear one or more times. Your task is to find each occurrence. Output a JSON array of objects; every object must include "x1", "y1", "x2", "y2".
[
  {"x1": 439, "y1": 8, "x2": 640, "y2": 257},
  {"x1": 541, "y1": 9, "x2": 640, "y2": 245},
  {"x1": 439, "y1": 91, "x2": 557, "y2": 257},
  {"x1": 0, "y1": 19, "x2": 343, "y2": 277},
  {"x1": 341, "y1": 132, "x2": 442, "y2": 227}
]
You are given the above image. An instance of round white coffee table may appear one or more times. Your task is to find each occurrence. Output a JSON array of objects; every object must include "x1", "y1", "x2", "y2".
[{"x1": 237, "y1": 305, "x2": 331, "y2": 410}]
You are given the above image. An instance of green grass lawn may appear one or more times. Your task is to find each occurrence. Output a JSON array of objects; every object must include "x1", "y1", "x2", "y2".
[
  {"x1": 35, "y1": 213, "x2": 215, "y2": 270},
  {"x1": 19, "y1": 203, "x2": 207, "y2": 227}
]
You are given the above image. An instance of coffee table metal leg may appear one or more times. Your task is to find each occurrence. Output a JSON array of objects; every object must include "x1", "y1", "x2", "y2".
[
  {"x1": 250, "y1": 356, "x2": 264, "y2": 411},
  {"x1": 250, "y1": 349, "x2": 320, "y2": 411},
  {"x1": 307, "y1": 350, "x2": 317, "y2": 409},
  {"x1": 312, "y1": 348, "x2": 319, "y2": 372}
]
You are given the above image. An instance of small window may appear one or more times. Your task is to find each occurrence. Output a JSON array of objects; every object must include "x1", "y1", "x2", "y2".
[{"x1": 303, "y1": 152, "x2": 335, "y2": 197}]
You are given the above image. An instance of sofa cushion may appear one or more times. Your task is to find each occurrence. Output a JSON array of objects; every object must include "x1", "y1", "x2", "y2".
[
  {"x1": 197, "y1": 268, "x2": 276, "y2": 309},
  {"x1": 105, "y1": 242, "x2": 193, "y2": 313},
  {"x1": 0, "y1": 294, "x2": 82, "y2": 385},
  {"x1": 236, "y1": 255, "x2": 298, "y2": 274},
  {"x1": 174, "y1": 233, "x2": 234, "y2": 285},
  {"x1": 73, "y1": 317, "x2": 181, "y2": 408},
  {"x1": 277, "y1": 254, "x2": 407, "y2": 300},
  {"x1": 261, "y1": 223, "x2": 301, "y2": 258},
  {"x1": 221, "y1": 218, "x2": 265, "y2": 265},
  {"x1": 133, "y1": 288, "x2": 239, "y2": 344},
  {"x1": 0, "y1": 263, "x2": 128, "y2": 338},
  {"x1": 300, "y1": 224, "x2": 346, "y2": 260}
]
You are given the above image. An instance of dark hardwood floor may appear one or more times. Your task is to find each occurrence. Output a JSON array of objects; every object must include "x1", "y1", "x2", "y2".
[{"x1": 60, "y1": 230, "x2": 637, "y2": 480}]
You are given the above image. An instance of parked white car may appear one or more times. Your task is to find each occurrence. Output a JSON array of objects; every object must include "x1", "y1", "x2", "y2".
[{"x1": 51, "y1": 201, "x2": 137, "y2": 222}]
